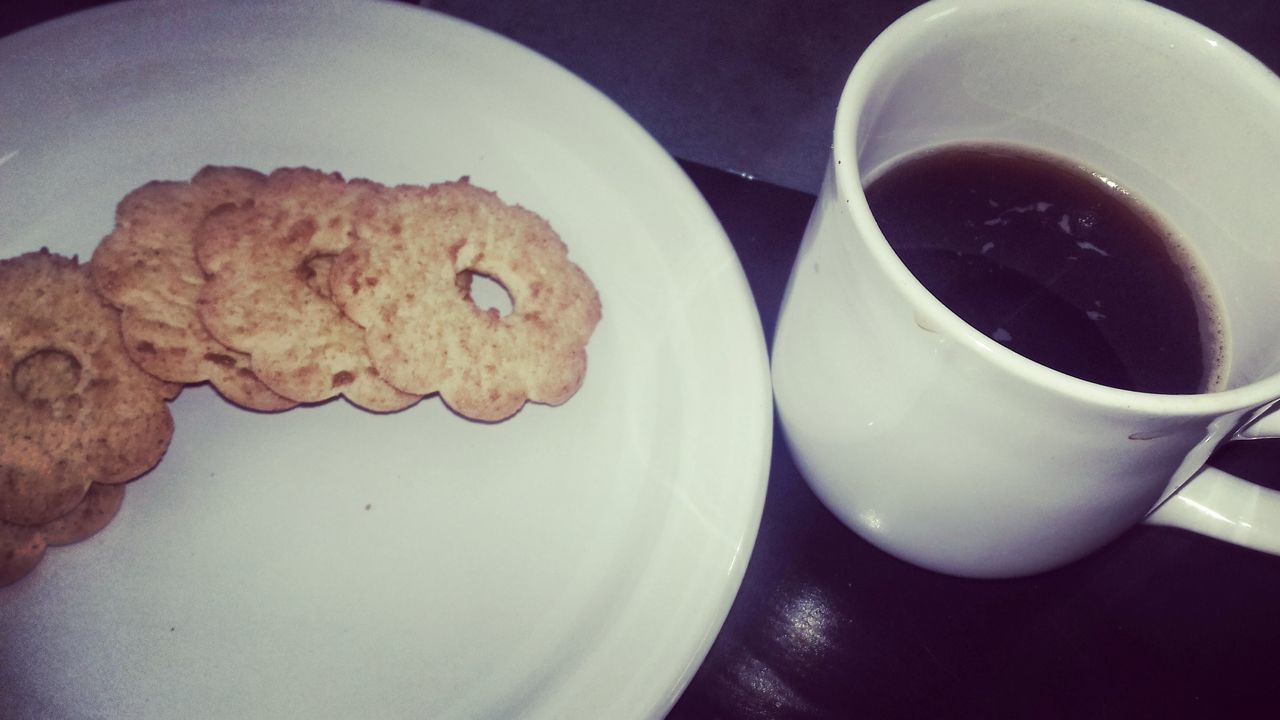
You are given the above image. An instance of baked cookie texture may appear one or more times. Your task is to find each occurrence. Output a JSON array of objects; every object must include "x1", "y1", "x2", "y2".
[
  {"x1": 0, "y1": 250, "x2": 175, "y2": 527},
  {"x1": 90, "y1": 166, "x2": 296, "y2": 412},
  {"x1": 194, "y1": 168, "x2": 421, "y2": 412},
  {"x1": 39, "y1": 482, "x2": 126, "y2": 546},
  {"x1": 1, "y1": 482, "x2": 126, "y2": 588},
  {"x1": 0, "y1": 522, "x2": 43, "y2": 588},
  {"x1": 332, "y1": 180, "x2": 601, "y2": 422},
  {"x1": 1, "y1": 167, "x2": 603, "y2": 588}
]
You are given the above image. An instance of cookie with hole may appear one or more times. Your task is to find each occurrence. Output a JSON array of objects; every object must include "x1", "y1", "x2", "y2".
[
  {"x1": 1, "y1": 249, "x2": 176, "y2": 527},
  {"x1": 332, "y1": 179, "x2": 601, "y2": 422},
  {"x1": 193, "y1": 168, "x2": 422, "y2": 412},
  {"x1": 89, "y1": 166, "x2": 296, "y2": 412}
]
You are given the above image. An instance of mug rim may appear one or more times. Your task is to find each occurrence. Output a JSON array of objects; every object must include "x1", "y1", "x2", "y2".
[{"x1": 832, "y1": 0, "x2": 1280, "y2": 419}]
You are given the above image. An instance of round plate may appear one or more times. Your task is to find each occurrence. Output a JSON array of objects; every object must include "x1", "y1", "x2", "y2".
[{"x1": 0, "y1": 2, "x2": 771, "y2": 717}]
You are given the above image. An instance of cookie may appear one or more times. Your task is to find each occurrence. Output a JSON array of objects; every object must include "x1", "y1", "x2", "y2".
[
  {"x1": 40, "y1": 482, "x2": 126, "y2": 547},
  {"x1": 0, "y1": 437, "x2": 77, "y2": 533},
  {"x1": 90, "y1": 166, "x2": 297, "y2": 412},
  {"x1": 0, "y1": 483, "x2": 127, "y2": 588},
  {"x1": 0, "y1": 522, "x2": 44, "y2": 589},
  {"x1": 1, "y1": 249, "x2": 175, "y2": 526},
  {"x1": 194, "y1": 168, "x2": 421, "y2": 412},
  {"x1": 332, "y1": 179, "x2": 601, "y2": 421}
]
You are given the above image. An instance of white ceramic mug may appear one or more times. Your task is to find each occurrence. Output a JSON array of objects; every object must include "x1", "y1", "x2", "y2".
[{"x1": 771, "y1": 0, "x2": 1280, "y2": 578}]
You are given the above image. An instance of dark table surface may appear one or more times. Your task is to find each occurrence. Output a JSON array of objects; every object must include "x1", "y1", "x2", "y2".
[{"x1": 4, "y1": 2, "x2": 1280, "y2": 718}]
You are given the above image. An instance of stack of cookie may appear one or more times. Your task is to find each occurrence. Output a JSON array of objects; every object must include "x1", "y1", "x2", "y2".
[
  {"x1": 1, "y1": 167, "x2": 601, "y2": 587},
  {"x1": 1, "y1": 250, "x2": 177, "y2": 586}
]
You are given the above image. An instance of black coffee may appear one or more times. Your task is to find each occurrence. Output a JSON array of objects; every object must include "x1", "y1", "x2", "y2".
[{"x1": 863, "y1": 144, "x2": 1223, "y2": 394}]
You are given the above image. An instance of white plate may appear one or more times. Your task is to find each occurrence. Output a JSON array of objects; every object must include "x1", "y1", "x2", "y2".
[{"x1": 0, "y1": 2, "x2": 771, "y2": 717}]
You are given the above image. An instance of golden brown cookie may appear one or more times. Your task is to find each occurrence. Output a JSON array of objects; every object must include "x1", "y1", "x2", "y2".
[
  {"x1": 0, "y1": 522, "x2": 45, "y2": 589},
  {"x1": 40, "y1": 482, "x2": 126, "y2": 547},
  {"x1": 90, "y1": 166, "x2": 297, "y2": 412},
  {"x1": 0, "y1": 437, "x2": 80, "y2": 529},
  {"x1": 332, "y1": 179, "x2": 601, "y2": 421},
  {"x1": 0, "y1": 483, "x2": 127, "y2": 588},
  {"x1": 194, "y1": 168, "x2": 421, "y2": 412},
  {"x1": 1, "y1": 249, "x2": 175, "y2": 526}
]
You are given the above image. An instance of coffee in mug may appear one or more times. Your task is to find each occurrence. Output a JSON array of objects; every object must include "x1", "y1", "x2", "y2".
[
  {"x1": 864, "y1": 144, "x2": 1225, "y2": 395},
  {"x1": 770, "y1": 0, "x2": 1280, "y2": 578}
]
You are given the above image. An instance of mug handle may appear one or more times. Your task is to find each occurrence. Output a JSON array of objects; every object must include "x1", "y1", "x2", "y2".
[{"x1": 1146, "y1": 410, "x2": 1280, "y2": 552}]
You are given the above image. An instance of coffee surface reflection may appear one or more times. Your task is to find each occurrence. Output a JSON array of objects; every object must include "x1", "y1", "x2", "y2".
[{"x1": 864, "y1": 145, "x2": 1224, "y2": 395}]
